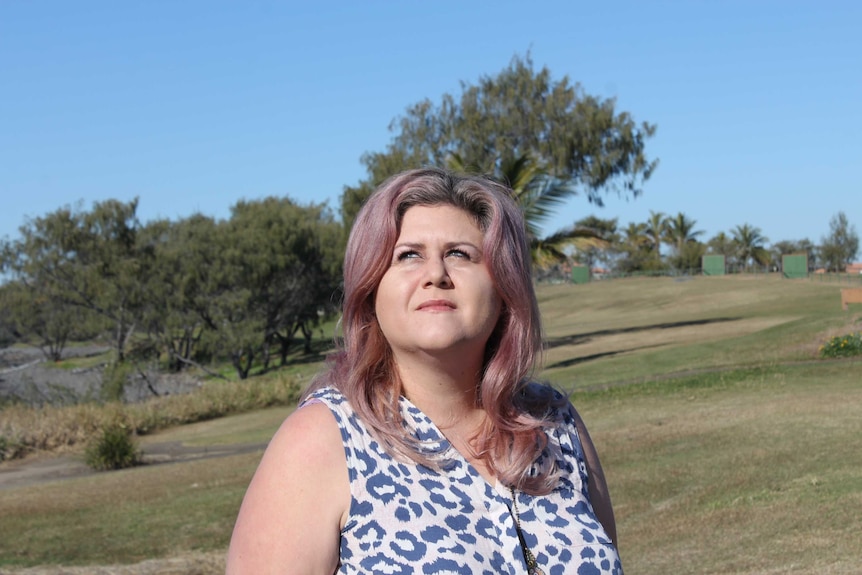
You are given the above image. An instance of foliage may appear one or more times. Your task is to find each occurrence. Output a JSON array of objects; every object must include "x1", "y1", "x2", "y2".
[
  {"x1": 645, "y1": 210, "x2": 668, "y2": 260},
  {"x1": 0, "y1": 289, "x2": 20, "y2": 350},
  {"x1": 0, "y1": 280, "x2": 101, "y2": 361},
  {"x1": 83, "y1": 422, "x2": 141, "y2": 471},
  {"x1": 819, "y1": 211, "x2": 859, "y2": 272},
  {"x1": 1, "y1": 199, "x2": 150, "y2": 362},
  {"x1": 198, "y1": 198, "x2": 343, "y2": 378},
  {"x1": 569, "y1": 215, "x2": 618, "y2": 270},
  {"x1": 341, "y1": 53, "x2": 657, "y2": 230},
  {"x1": 136, "y1": 214, "x2": 217, "y2": 373},
  {"x1": 616, "y1": 221, "x2": 661, "y2": 273},
  {"x1": 0, "y1": 197, "x2": 342, "y2": 381},
  {"x1": 731, "y1": 223, "x2": 770, "y2": 269},
  {"x1": 819, "y1": 332, "x2": 862, "y2": 358},
  {"x1": 706, "y1": 231, "x2": 735, "y2": 259},
  {"x1": 664, "y1": 212, "x2": 704, "y2": 270},
  {"x1": 449, "y1": 154, "x2": 590, "y2": 268}
]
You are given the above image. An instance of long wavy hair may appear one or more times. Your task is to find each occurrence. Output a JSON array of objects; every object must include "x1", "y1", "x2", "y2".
[{"x1": 303, "y1": 167, "x2": 563, "y2": 494}]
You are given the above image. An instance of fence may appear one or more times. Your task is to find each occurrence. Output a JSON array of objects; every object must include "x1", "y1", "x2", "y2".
[
  {"x1": 809, "y1": 273, "x2": 862, "y2": 285},
  {"x1": 535, "y1": 267, "x2": 775, "y2": 284},
  {"x1": 533, "y1": 264, "x2": 854, "y2": 285}
]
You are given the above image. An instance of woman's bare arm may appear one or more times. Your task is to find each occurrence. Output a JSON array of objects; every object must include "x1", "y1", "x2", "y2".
[{"x1": 226, "y1": 402, "x2": 350, "y2": 575}]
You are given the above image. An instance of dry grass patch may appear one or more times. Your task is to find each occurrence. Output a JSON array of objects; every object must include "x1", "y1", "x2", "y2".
[
  {"x1": 536, "y1": 276, "x2": 853, "y2": 388},
  {"x1": 138, "y1": 405, "x2": 294, "y2": 448},
  {"x1": 575, "y1": 362, "x2": 862, "y2": 574},
  {"x1": 0, "y1": 451, "x2": 262, "y2": 568}
]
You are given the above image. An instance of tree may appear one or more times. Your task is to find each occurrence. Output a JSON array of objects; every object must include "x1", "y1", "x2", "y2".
[
  {"x1": 616, "y1": 222, "x2": 655, "y2": 273},
  {"x1": 664, "y1": 213, "x2": 703, "y2": 254},
  {"x1": 136, "y1": 215, "x2": 218, "y2": 374},
  {"x1": 0, "y1": 279, "x2": 100, "y2": 361},
  {"x1": 819, "y1": 212, "x2": 859, "y2": 272},
  {"x1": 341, "y1": 54, "x2": 657, "y2": 232},
  {"x1": 664, "y1": 212, "x2": 704, "y2": 271},
  {"x1": 2, "y1": 199, "x2": 150, "y2": 362},
  {"x1": 644, "y1": 211, "x2": 668, "y2": 260},
  {"x1": 707, "y1": 232, "x2": 735, "y2": 258},
  {"x1": 569, "y1": 215, "x2": 618, "y2": 271},
  {"x1": 197, "y1": 198, "x2": 343, "y2": 379},
  {"x1": 0, "y1": 283, "x2": 21, "y2": 350},
  {"x1": 731, "y1": 224, "x2": 770, "y2": 270},
  {"x1": 449, "y1": 154, "x2": 586, "y2": 269}
]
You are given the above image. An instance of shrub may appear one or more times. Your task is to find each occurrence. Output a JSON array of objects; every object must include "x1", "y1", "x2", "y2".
[
  {"x1": 819, "y1": 332, "x2": 862, "y2": 359},
  {"x1": 84, "y1": 422, "x2": 142, "y2": 471}
]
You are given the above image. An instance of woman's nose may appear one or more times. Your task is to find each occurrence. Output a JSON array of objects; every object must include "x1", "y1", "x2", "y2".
[{"x1": 423, "y1": 258, "x2": 453, "y2": 288}]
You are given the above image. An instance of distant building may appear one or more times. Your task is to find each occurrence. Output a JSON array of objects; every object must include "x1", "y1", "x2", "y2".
[{"x1": 847, "y1": 263, "x2": 862, "y2": 275}]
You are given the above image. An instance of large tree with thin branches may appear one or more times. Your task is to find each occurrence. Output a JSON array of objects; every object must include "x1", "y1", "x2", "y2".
[{"x1": 340, "y1": 53, "x2": 658, "y2": 256}]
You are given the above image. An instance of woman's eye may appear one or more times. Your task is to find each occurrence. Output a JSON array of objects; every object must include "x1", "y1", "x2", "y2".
[
  {"x1": 446, "y1": 249, "x2": 469, "y2": 259},
  {"x1": 396, "y1": 250, "x2": 419, "y2": 261}
]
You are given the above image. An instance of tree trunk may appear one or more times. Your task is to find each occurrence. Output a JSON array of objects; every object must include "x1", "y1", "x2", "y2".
[{"x1": 300, "y1": 322, "x2": 313, "y2": 355}]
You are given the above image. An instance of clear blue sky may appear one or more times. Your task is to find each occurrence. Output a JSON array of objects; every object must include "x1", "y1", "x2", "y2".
[{"x1": 2, "y1": 1, "x2": 860, "y2": 249}]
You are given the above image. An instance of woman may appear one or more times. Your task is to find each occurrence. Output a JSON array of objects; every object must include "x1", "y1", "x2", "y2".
[{"x1": 227, "y1": 168, "x2": 623, "y2": 574}]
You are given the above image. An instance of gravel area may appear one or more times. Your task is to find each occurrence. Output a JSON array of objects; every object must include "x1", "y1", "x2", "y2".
[{"x1": 0, "y1": 346, "x2": 202, "y2": 405}]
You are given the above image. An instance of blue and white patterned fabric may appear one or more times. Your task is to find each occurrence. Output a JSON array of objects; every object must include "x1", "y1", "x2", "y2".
[{"x1": 303, "y1": 386, "x2": 623, "y2": 575}]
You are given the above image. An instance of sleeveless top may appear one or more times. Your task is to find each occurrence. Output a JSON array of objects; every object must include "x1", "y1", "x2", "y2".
[{"x1": 302, "y1": 386, "x2": 623, "y2": 575}]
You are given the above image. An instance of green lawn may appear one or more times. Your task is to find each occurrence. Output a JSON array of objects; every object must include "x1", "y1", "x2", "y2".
[{"x1": 1, "y1": 274, "x2": 860, "y2": 573}]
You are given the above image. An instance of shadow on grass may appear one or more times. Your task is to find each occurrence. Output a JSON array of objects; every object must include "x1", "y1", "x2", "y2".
[
  {"x1": 547, "y1": 343, "x2": 667, "y2": 368},
  {"x1": 544, "y1": 317, "x2": 742, "y2": 350},
  {"x1": 256, "y1": 339, "x2": 334, "y2": 374}
]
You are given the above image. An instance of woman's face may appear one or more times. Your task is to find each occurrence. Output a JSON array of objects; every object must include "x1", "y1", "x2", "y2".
[{"x1": 374, "y1": 204, "x2": 502, "y2": 363}]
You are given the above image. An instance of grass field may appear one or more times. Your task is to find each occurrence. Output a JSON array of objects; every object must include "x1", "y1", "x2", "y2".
[{"x1": 1, "y1": 275, "x2": 860, "y2": 574}]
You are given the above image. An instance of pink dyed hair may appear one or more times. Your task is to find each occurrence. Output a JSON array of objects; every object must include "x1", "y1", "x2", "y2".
[{"x1": 303, "y1": 168, "x2": 563, "y2": 494}]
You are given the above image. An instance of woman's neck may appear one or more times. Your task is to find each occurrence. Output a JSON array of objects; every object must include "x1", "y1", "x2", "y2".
[{"x1": 393, "y1": 351, "x2": 484, "y2": 429}]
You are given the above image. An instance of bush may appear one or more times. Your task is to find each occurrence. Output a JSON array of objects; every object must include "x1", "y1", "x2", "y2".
[
  {"x1": 820, "y1": 332, "x2": 862, "y2": 359},
  {"x1": 84, "y1": 422, "x2": 142, "y2": 470}
]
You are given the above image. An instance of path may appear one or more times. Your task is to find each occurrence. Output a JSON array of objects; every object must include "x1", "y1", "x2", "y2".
[{"x1": 0, "y1": 439, "x2": 268, "y2": 491}]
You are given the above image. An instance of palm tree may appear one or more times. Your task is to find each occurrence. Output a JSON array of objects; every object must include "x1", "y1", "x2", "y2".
[
  {"x1": 665, "y1": 212, "x2": 704, "y2": 255},
  {"x1": 448, "y1": 153, "x2": 595, "y2": 268},
  {"x1": 707, "y1": 232, "x2": 734, "y2": 257},
  {"x1": 731, "y1": 224, "x2": 770, "y2": 270},
  {"x1": 664, "y1": 212, "x2": 704, "y2": 271},
  {"x1": 645, "y1": 211, "x2": 668, "y2": 258},
  {"x1": 616, "y1": 222, "x2": 653, "y2": 273},
  {"x1": 623, "y1": 221, "x2": 651, "y2": 250},
  {"x1": 570, "y1": 215, "x2": 618, "y2": 270}
]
